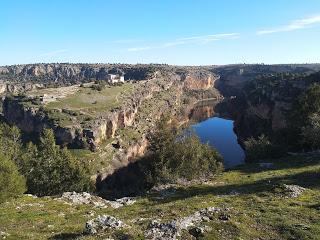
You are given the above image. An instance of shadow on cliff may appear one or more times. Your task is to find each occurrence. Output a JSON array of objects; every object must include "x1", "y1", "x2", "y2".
[
  {"x1": 97, "y1": 156, "x2": 153, "y2": 199},
  {"x1": 149, "y1": 169, "x2": 320, "y2": 204}
]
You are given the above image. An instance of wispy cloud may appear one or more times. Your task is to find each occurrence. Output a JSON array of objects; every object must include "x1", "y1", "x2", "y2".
[
  {"x1": 111, "y1": 39, "x2": 145, "y2": 44},
  {"x1": 177, "y1": 33, "x2": 240, "y2": 43},
  {"x1": 126, "y1": 33, "x2": 240, "y2": 52},
  {"x1": 127, "y1": 46, "x2": 152, "y2": 52},
  {"x1": 257, "y1": 15, "x2": 320, "y2": 35},
  {"x1": 40, "y1": 49, "x2": 68, "y2": 57}
]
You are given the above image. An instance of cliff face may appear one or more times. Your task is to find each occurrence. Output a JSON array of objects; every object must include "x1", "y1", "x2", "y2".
[
  {"x1": 0, "y1": 82, "x2": 43, "y2": 95},
  {"x1": 230, "y1": 72, "x2": 320, "y2": 141},
  {"x1": 0, "y1": 63, "x2": 169, "y2": 84},
  {"x1": 212, "y1": 64, "x2": 320, "y2": 97},
  {"x1": 1, "y1": 65, "x2": 223, "y2": 184},
  {"x1": 181, "y1": 71, "x2": 219, "y2": 90},
  {"x1": 2, "y1": 78, "x2": 168, "y2": 150}
]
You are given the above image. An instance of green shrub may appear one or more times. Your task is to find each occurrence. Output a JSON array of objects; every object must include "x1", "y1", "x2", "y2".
[
  {"x1": 301, "y1": 113, "x2": 320, "y2": 150},
  {"x1": 0, "y1": 153, "x2": 26, "y2": 203},
  {"x1": 147, "y1": 117, "x2": 223, "y2": 184},
  {"x1": 244, "y1": 135, "x2": 281, "y2": 161}
]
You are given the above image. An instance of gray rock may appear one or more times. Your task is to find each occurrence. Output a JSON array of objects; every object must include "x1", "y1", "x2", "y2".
[
  {"x1": 58, "y1": 192, "x2": 136, "y2": 209},
  {"x1": 85, "y1": 215, "x2": 124, "y2": 235},
  {"x1": 145, "y1": 207, "x2": 224, "y2": 239},
  {"x1": 144, "y1": 220, "x2": 179, "y2": 240},
  {"x1": 282, "y1": 184, "x2": 306, "y2": 198},
  {"x1": 178, "y1": 207, "x2": 221, "y2": 230}
]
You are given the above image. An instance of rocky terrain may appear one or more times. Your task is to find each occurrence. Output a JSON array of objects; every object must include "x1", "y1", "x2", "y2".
[
  {"x1": 2, "y1": 63, "x2": 320, "y2": 181},
  {"x1": 0, "y1": 64, "x2": 221, "y2": 183},
  {"x1": 0, "y1": 153, "x2": 319, "y2": 239},
  {"x1": 1, "y1": 63, "x2": 320, "y2": 239}
]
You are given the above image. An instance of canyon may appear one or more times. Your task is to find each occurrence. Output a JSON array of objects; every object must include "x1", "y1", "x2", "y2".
[{"x1": 1, "y1": 63, "x2": 320, "y2": 183}]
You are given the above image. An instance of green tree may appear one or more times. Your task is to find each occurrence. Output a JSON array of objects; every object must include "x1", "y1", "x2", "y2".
[
  {"x1": 147, "y1": 117, "x2": 223, "y2": 184},
  {"x1": 301, "y1": 113, "x2": 320, "y2": 150},
  {"x1": 290, "y1": 84, "x2": 320, "y2": 150},
  {"x1": 244, "y1": 135, "x2": 273, "y2": 161},
  {"x1": 0, "y1": 123, "x2": 22, "y2": 162},
  {"x1": 296, "y1": 84, "x2": 320, "y2": 121},
  {"x1": 0, "y1": 153, "x2": 26, "y2": 203},
  {"x1": 24, "y1": 129, "x2": 92, "y2": 196}
]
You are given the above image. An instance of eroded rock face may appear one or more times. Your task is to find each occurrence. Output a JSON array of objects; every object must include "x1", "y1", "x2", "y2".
[
  {"x1": 182, "y1": 71, "x2": 219, "y2": 90},
  {"x1": 0, "y1": 63, "x2": 169, "y2": 84}
]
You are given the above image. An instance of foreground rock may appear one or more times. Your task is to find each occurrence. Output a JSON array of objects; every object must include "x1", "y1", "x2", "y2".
[
  {"x1": 85, "y1": 215, "x2": 125, "y2": 234},
  {"x1": 145, "y1": 221, "x2": 179, "y2": 240},
  {"x1": 144, "y1": 207, "x2": 228, "y2": 239},
  {"x1": 58, "y1": 192, "x2": 136, "y2": 208},
  {"x1": 282, "y1": 184, "x2": 306, "y2": 198}
]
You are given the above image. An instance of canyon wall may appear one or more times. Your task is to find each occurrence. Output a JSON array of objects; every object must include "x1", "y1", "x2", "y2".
[{"x1": 0, "y1": 63, "x2": 169, "y2": 84}]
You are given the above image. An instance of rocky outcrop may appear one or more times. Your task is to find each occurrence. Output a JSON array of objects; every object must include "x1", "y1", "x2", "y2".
[
  {"x1": 58, "y1": 192, "x2": 136, "y2": 208},
  {"x1": 0, "y1": 81, "x2": 43, "y2": 95},
  {"x1": 222, "y1": 71, "x2": 320, "y2": 143},
  {"x1": 181, "y1": 71, "x2": 219, "y2": 90},
  {"x1": 2, "y1": 77, "x2": 167, "y2": 150},
  {"x1": 0, "y1": 63, "x2": 170, "y2": 84},
  {"x1": 144, "y1": 207, "x2": 229, "y2": 240}
]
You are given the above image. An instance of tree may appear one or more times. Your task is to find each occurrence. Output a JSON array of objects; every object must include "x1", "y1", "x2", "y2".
[
  {"x1": 0, "y1": 123, "x2": 22, "y2": 162},
  {"x1": 0, "y1": 153, "x2": 26, "y2": 203},
  {"x1": 23, "y1": 129, "x2": 92, "y2": 196},
  {"x1": 295, "y1": 84, "x2": 320, "y2": 121},
  {"x1": 290, "y1": 84, "x2": 320, "y2": 150},
  {"x1": 301, "y1": 113, "x2": 320, "y2": 150},
  {"x1": 244, "y1": 135, "x2": 274, "y2": 161},
  {"x1": 147, "y1": 116, "x2": 223, "y2": 184}
]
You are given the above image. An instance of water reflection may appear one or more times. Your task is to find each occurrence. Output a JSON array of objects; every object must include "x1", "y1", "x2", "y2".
[{"x1": 190, "y1": 101, "x2": 245, "y2": 168}]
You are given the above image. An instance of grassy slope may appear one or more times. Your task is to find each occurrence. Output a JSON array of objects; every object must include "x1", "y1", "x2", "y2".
[
  {"x1": 45, "y1": 83, "x2": 134, "y2": 117},
  {"x1": 0, "y1": 155, "x2": 319, "y2": 240}
]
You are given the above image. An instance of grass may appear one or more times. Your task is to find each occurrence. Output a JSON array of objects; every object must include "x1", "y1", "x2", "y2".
[
  {"x1": 45, "y1": 83, "x2": 134, "y2": 117},
  {"x1": 0, "y1": 154, "x2": 319, "y2": 239}
]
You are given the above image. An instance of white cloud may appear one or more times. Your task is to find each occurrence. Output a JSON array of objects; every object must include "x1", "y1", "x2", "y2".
[
  {"x1": 127, "y1": 46, "x2": 152, "y2": 52},
  {"x1": 257, "y1": 15, "x2": 320, "y2": 35},
  {"x1": 177, "y1": 33, "x2": 240, "y2": 42},
  {"x1": 111, "y1": 39, "x2": 145, "y2": 44},
  {"x1": 40, "y1": 49, "x2": 68, "y2": 57},
  {"x1": 126, "y1": 33, "x2": 240, "y2": 52}
]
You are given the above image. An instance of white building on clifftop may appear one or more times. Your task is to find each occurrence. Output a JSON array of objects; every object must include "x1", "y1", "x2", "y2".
[{"x1": 107, "y1": 74, "x2": 125, "y2": 84}]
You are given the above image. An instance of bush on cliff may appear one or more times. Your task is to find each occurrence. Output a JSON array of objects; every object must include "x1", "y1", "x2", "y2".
[
  {"x1": 301, "y1": 113, "x2": 320, "y2": 150},
  {"x1": 244, "y1": 135, "x2": 282, "y2": 161},
  {"x1": 0, "y1": 153, "x2": 26, "y2": 203},
  {"x1": 22, "y1": 129, "x2": 92, "y2": 196},
  {"x1": 147, "y1": 116, "x2": 223, "y2": 184},
  {"x1": 290, "y1": 84, "x2": 320, "y2": 150}
]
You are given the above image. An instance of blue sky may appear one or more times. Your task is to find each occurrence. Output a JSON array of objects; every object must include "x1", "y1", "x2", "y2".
[{"x1": 1, "y1": 0, "x2": 320, "y2": 65}]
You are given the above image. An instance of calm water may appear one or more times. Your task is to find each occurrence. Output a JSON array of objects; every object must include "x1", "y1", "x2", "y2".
[{"x1": 193, "y1": 117, "x2": 245, "y2": 168}]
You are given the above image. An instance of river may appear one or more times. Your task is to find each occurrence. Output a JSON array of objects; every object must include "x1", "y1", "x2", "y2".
[{"x1": 192, "y1": 117, "x2": 245, "y2": 168}]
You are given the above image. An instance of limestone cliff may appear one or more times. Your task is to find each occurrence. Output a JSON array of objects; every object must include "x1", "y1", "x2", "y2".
[{"x1": 181, "y1": 71, "x2": 219, "y2": 90}]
